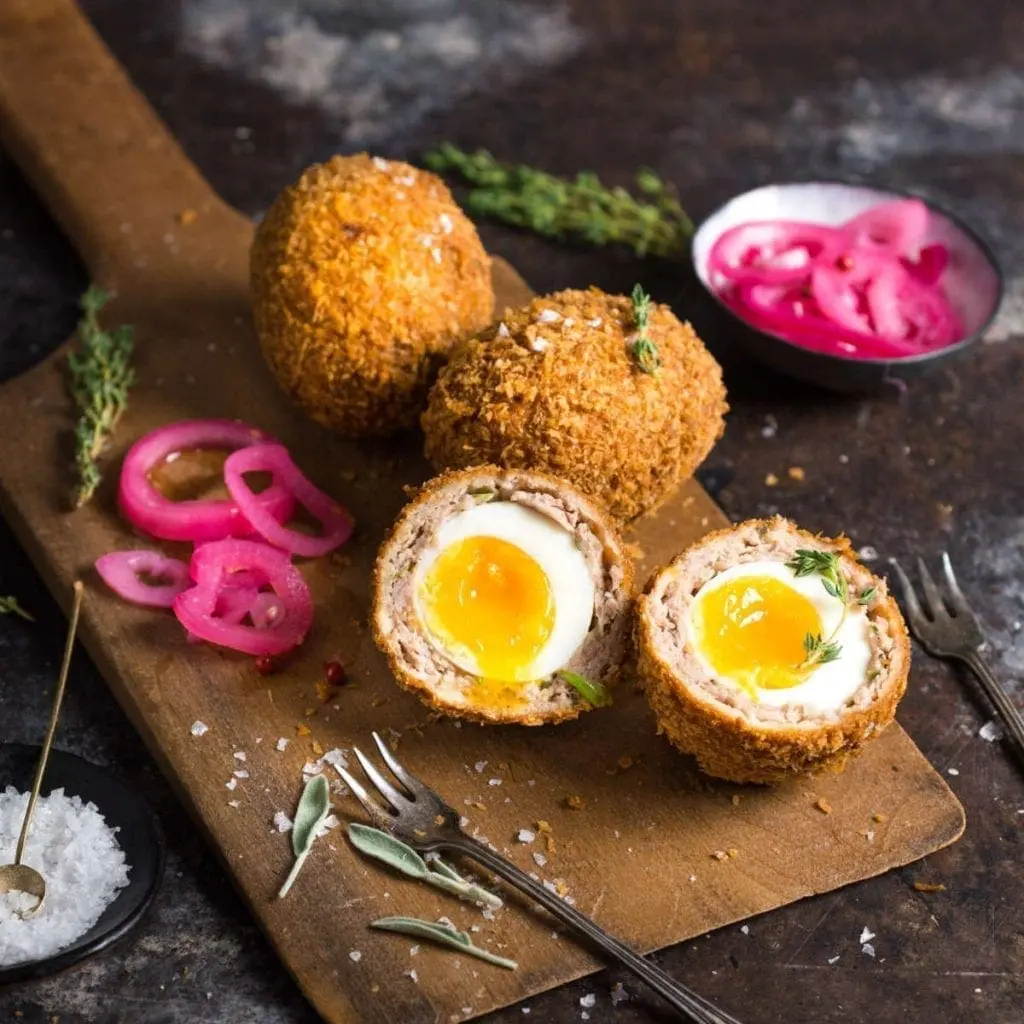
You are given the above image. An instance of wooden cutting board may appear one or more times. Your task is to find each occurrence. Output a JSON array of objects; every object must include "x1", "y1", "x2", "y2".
[{"x1": 0, "y1": 3, "x2": 965, "y2": 1021}]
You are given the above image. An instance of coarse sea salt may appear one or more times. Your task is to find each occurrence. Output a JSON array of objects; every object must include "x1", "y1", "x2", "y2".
[{"x1": 0, "y1": 787, "x2": 130, "y2": 967}]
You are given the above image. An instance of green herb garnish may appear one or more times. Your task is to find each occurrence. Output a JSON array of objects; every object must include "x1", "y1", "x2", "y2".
[
  {"x1": 858, "y1": 586, "x2": 877, "y2": 606},
  {"x1": 0, "y1": 596, "x2": 33, "y2": 621},
  {"x1": 278, "y1": 774, "x2": 331, "y2": 898},
  {"x1": 785, "y1": 548, "x2": 855, "y2": 670},
  {"x1": 347, "y1": 824, "x2": 502, "y2": 909},
  {"x1": 67, "y1": 285, "x2": 135, "y2": 508},
  {"x1": 371, "y1": 915, "x2": 518, "y2": 970},
  {"x1": 557, "y1": 670, "x2": 612, "y2": 708},
  {"x1": 629, "y1": 284, "x2": 661, "y2": 374},
  {"x1": 424, "y1": 144, "x2": 693, "y2": 259}
]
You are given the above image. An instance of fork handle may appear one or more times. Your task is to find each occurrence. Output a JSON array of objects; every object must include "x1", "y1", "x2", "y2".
[
  {"x1": 962, "y1": 651, "x2": 1024, "y2": 760},
  {"x1": 442, "y1": 837, "x2": 743, "y2": 1024}
]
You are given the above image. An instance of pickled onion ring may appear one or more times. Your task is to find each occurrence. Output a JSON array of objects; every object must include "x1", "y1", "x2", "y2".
[
  {"x1": 223, "y1": 444, "x2": 354, "y2": 558},
  {"x1": 174, "y1": 539, "x2": 313, "y2": 655},
  {"x1": 95, "y1": 550, "x2": 191, "y2": 607},
  {"x1": 118, "y1": 420, "x2": 296, "y2": 542}
]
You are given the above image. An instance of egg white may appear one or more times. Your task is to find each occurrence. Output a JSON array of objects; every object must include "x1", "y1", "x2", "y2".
[
  {"x1": 686, "y1": 560, "x2": 873, "y2": 713},
  {"x1": 413, "y1": 502, "x2": 596, "y2": 681}
]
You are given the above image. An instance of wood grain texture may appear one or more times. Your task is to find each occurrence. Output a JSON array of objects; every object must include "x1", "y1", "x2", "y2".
[{"x1": 0, "y1": 2, "x2": 965, "y2": 1022}]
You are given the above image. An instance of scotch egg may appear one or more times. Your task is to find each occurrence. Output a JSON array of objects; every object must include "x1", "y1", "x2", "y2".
[
  {"x1": 636, "y1": 517, "x2": 910, "y2": 784},
  {"x1": 372, "y1": 467, "x2": 634, "y2": 724}
]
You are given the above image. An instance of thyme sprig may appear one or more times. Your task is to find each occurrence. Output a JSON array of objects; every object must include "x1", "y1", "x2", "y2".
[
  {"x1": 67, "y1": 285, "x2": 135, "y2": 508},
  {"x1": 0, "y1": 596, "x2": 33, "y2": 621},
  {"x1": 424, "y1": 144, "x2": 694, "y2": 258},
  {"x1": 629, "y1": 284, "x2": 661, "y2": 374}
]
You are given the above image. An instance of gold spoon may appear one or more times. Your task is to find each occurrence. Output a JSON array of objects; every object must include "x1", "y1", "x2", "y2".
[{"x1": 0, "y1": 580, "x2": 84, "y2": 918}]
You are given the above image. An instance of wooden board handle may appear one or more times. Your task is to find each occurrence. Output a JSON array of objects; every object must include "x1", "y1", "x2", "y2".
[{"x1": 0, "y1": 0, "x2": 248, "y2": 287}]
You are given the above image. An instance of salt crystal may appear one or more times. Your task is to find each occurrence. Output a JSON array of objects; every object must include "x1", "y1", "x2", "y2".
[
  {"x1": 234, "y1": 751, "x2": 247, "y2": 761},
  {"x1": 0, "y1": 788, "x2": 130, "y2": 966},
  {"x1": 537, "y1": 309, "x2": 561, "y2": 323},
  {"x1": 858, "y1": 545, "x2": 879, "y2": 562},
  {"x1": 190, "y1": 721, "x2": 209, "y2": 737},
  {"x1": 496, "y1": 323, "x2": 510, "y2": 338},
  {"x1": 226, "y1": 778, "x2": 237, "y2": 791},
  {"x1": 349, "y1": 950, "x2": 362, "y2": 962},
  {"x1": 586, "y1": 317, "x2": 602, "y2": 328},
  {"x1": 233, "y1": 770, "x2": 249, "y2": 779},
  {"x1": 610, "y1": 982, "x2": 629, "y2": 1005},
  {"x1": 839, "y1": 453, "x2": 850, "y2": 464},
  {"x1": 979, "y1": 721, "x2": 1004, "y2": 742},
  {"x1": 947, "y1": 767, "x2": 960, "y2": 776},
  {"x1": 532, "y1": 852, "x2": 547, "y2": 867},
  {"x1": 322, "y1": 749, "x2": 349, "y2": 771},
  {"x1": 276, "y1": 738, "x2": 289, "y2": 752},
  {"x1": 859, "y1": 927, "x2": 875, "y2": 944},
  {"x1": 405, "y1": 969, "x2": 419, "y2": 983},
  {"x1": 372, "y1": 157, "x2": 391, "y2": 171},
  {"x1": 410, "y1": 944, "x2": 420, "y2": 955},
  {"x1": 862, "y1": 943, "x2": 876, "y2": 958},
  {"x1": 488, "y1": 778, "x2": 502, "y2": 787},
  {"x1": 582, "y1": 1014, "x2": 590, "y2": 1021},
  {"x1": 828, "y1": 955, "x2": 840, "y2": 965},
  {"x1": 474, "y1": 761, "x2": 487, "y2": 773},
  {"x1": 522, "y1": 1009, "x2": 531, "y2": 1015},
  {"x1": 689, "y1": 875, "x2": 697, "y2": 883},
  {"x1": 439, "y1": 213, "x2": 454, "y2": 234},
  {"x1": 517, "y1": 829, "x2": 535, "y2": 844},
  {"x1": 580, "y1": 993, "x2": 596, "y2": 1008},
  {"x1": 529, "y1": 336, "x2": 550, "y2": 353},
  {"x1": 227, "y1": 800, "x2": 241, "y2": 809},
  {"x1": 740, "y1": 925, "x2": 750, "y2": 935},
  {"x1": 482, "y1": 907, "x2": 495, "y2": 921},
  {"x1": 761, "y1": 415, "x2": 778, "y2": 439},
  {"x1": 431, "y1": 248, "x2": 442, "y2": 264},
  {"x1": 273, "y1": 812, "x2": 293, "y2": 833}
]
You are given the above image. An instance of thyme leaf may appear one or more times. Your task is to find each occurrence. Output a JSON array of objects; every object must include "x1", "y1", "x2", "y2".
[
  {"x1": 629, "y1": 284, "x2": 661, "y2": 374},
  {"x1": 67, "y1": 285, "x2": 135, "y2": 508},
  {"x1": 424, "y1": 144, "x2": 693, "y2": 259},
  {"x1": 785, "y1": 548, "x2": 851, "y2": 669},
  {"x1": 557, "y1": 670, "x2": 612, "y2": 708},
  {"x1": 0, "y1": 596, "x2": 33, "y2": 621}
]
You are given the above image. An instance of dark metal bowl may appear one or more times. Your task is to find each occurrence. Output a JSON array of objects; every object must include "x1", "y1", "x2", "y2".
[
  {"x1": 690, "y1": 181, "x2": 1005, "y2": 393},
  {"x1": 0, "y1": 744, "x2": 165, "y2": 985}
]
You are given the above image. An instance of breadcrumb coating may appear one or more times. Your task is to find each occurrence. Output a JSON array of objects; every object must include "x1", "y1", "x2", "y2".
[
  {"x1": 250, "y1": 154, "x2": 494, "y2": 437},
  {"x1": 421, "y1": 287, "x2": 727, "y2": 522}
]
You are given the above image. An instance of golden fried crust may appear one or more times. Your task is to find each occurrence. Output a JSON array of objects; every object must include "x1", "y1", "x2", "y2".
[
  {"x1": 635, "y1": 518, "x2": 911, "y2": 785},
  {"x1": 250, "y1": 154, "x2": 494, "y2": 437},
  {"x1": 371, "y1": 466, "x2": 635, "y2": 725},
  {"x1": 421, "y1": 288, "x2": 727, "y2": 523}
]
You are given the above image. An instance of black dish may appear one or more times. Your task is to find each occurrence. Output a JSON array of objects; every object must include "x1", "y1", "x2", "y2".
[
  {"x1": 690, "y1": 181, "x2": 1005, "y2": 393},
  {"x1": 0, "y1": 744, "x2": 165, "y2": 985}
]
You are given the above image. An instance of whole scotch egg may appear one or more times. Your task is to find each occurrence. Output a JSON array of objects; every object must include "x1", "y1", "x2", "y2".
[
  {"x1": 372, "y1": 467, "x2": 634, "y2": 724},
  {"x1": 636, "y1": 517, "x2": 910, "y2": 784}
]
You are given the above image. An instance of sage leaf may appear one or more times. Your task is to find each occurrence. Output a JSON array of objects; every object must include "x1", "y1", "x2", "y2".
[
  {"x1": 371, "y1": 916, "x2": 518, "y2": 970},
  {"x1": 278, "y1": 774, "x2": 331, "y2": 898},
  {"x1": 557, "y1": 669, "x2": 612, "y2": 708},
  {"x1": 346, "y1": 824, "x2": 502, "y2": 909}
]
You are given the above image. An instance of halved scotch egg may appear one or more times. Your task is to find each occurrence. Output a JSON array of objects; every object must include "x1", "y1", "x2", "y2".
[
  {"x1": 372, "y1": 467, "x2": 634, "y2": 724},
  {"x1": 636, "y1": 517, "x2": 910, "y2": 784}
]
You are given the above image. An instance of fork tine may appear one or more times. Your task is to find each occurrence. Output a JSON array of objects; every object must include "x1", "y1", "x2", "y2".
[
  {"x1": 337, "y1": 766, "x2": 394, "y2": 828},
  {"x1": 941, "y1": 552, "x2": 973, "y2": 618},
  {"x1": 916, "y1": 557, "x2": 947, "y2": 619},
  {"x1": 890, "y1": 559, "x2": 928, "y2": 631},
  {"x1": 372, "y1": 732, "x2": 430, "y2": 797},
  {"x1": 353, "y1": 746, "x2": 411, "y2": 811}
]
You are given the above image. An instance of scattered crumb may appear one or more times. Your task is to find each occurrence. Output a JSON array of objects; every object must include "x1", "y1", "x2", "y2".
[
  {"x1": 788, "y1": 466, "x2": 806, "y2": 482},
  {"x1": 740, "y1": 924, "x2": 750, "y2": 935},
  {"x1": 815, "y1": 798, "x2": 833, "y2": 815},
  {"x1": 276, "y1": 738, "x2": 289, "y2": 752},
  {"x1": 311, "y1": 741, "x2": 325, "y2": 757},
  {"x1": 947, "y1": 768, "x2": 960, "y2": 776},
  {"x1": 979, "y1": 721, "x2": 1004, "y2": 742},
  {"x1": 517, "y1": 829, "x2": 535, "y2": 844},
  {"x1": 872, "y1": 813, "x2": 886, "y2": 823},
  {"x1": 190, "y1": 721, "x2": 209, "y2": 737},
  {"x1": 536, "y1": 820, "x2": 551, "y2": 833},
  {"x1": 566, "y1": 795, "x2": 586, "y2": 811},
  {"x1": 727, "y1": 848, "x2": 739, "y2": 859},
  {"x1": 617, "y1": 756, "x2": 634, "y2": 771},
  {"x1": 177, "y1": 208, "x2": 198, "y2": 226},
  {"x1": 349, "y1": 950, "x2": 362, "y2": 963},
  {"x1": 828, "y1": 955, "x2": 840, "y2": 965},
  {"x1": 913, "y1": 881, "x2": 946, "y2": 893},
  {"x1": 764, "y1": 473, "x2": 779, "y2": 487},
  {"x1": 296, "y1": 723, "x2": 311, "y2": 737},
  {"x1": 712, "y1": 850, "x2": 727, "y2": 861},
  {"x1": 610, "y1": 982, "x2": 629, "y2": 1005},
  {"x1": 731, "y1": 794, "x2": 741, "y2": 807}
]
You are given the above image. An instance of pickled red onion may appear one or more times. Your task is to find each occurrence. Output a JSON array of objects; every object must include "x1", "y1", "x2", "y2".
[
  {"x1": 118, "y1": 420, "x2": 296, "y2": 542},
  {"x1": 95, "y1": 551, "x2": 191, "y2": 608},
  {"x1": 173, "y1": 539, "x2": 313, "y2": 655},
  {"x1": 223, "y1": 444, "x2": 354, "y2": 558},
  {"x1": 708, "y1": 198, "x2": 963, "y2": 360}
]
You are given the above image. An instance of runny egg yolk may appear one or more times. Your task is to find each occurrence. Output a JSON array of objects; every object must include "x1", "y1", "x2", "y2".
[
  {"x1": 419, "y1": 535, "x2": 555, "y2": 683},
  {"x1": 691, "y1": 575, "x2": 823, "y2": 696}
]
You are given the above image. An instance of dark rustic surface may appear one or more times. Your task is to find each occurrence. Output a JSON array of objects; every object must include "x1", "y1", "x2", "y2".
[{"x1": 0, "y1": 1, "x2": 1021, "y2": 1022}]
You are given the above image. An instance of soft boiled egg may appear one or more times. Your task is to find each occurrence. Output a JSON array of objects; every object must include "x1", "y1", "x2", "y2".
[
  {"x1": 413, "y1": 502, "x2": 595, "y2": 683},
  {"x1": 687, "y1": 560, "x2": 872, "y2": 713}
]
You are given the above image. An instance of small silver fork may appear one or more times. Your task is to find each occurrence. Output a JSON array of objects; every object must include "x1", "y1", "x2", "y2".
[
  {"x1": 339, "y1": 733, "x2": 745, "y2": 1024},
  {"x1": 891, "y1": 553, "x2": 1024, "y2": 759}
]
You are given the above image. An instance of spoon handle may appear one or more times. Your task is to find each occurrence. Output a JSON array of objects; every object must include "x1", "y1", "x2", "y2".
[{"x1": 15, "y1": 581, "x2": 84, "y2": 866}]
